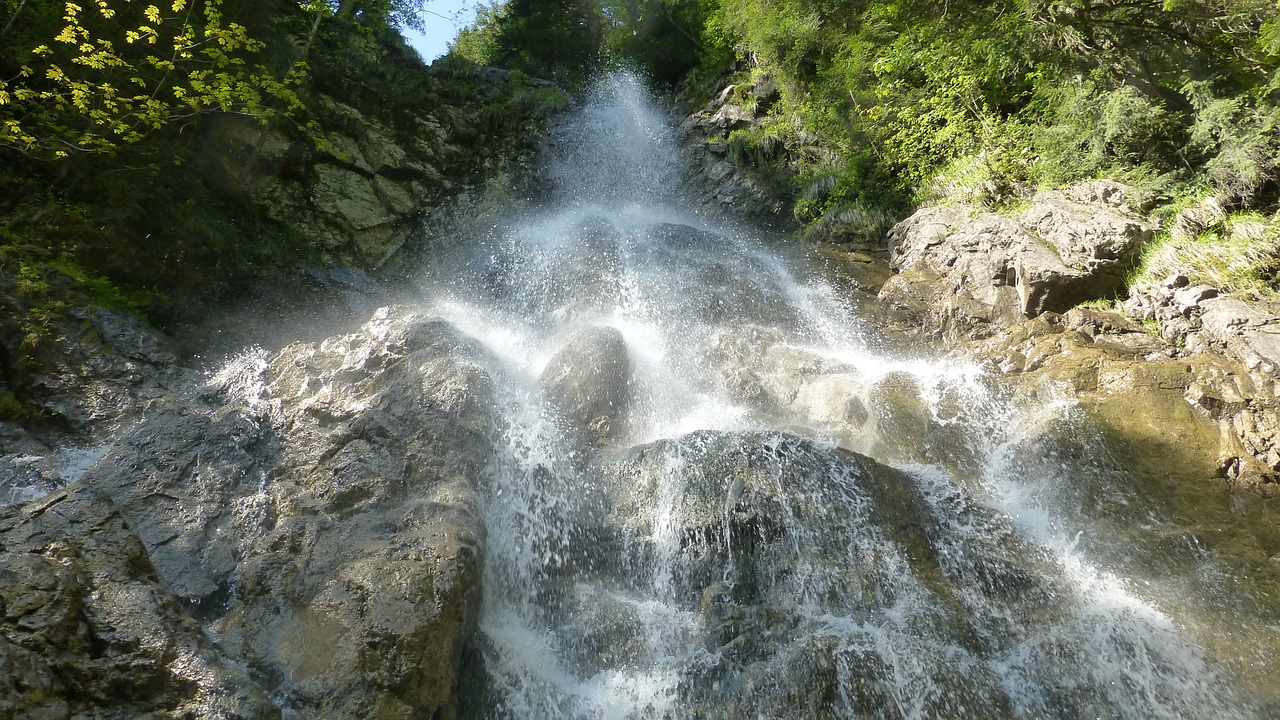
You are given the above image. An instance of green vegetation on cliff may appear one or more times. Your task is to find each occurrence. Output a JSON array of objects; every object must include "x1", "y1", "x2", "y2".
[
  {"x1": 6, "y1": 0, "x2": 1280, "y2": 331},
  {"x1": 0, "y1": 0, "x2": 565, "y2": 431},
  {"x1": 455, "y1": 0, "x2": 1280, "y2": 296},
  {"x1": 0, "y1": 1, "x2": 563, "y2": 318},
  {"x1": 701, "y1": 0, "x2": 1280, "y2": 223}
]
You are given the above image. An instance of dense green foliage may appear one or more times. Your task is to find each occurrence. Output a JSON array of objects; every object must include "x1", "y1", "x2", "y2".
[
  {"x1": 5, "y1": 0, "x2": 1279, "y2": 328},
  {"x1": 704, "y1": 0, "x2": 1280, "y2": 221},
  {"x1": 453, "y1": 0, "x2": 606, "y2": 86},
  {"x1": 0, "y1": 0, "x2": 306, "y2": 158},
  {"x1": 0, "y1": 0, "x2": 452, "y2": 158},
  {"x1": 599, "y1": 0, "x2": 724, "y2": 81},
  {"x1": 452, "y1": 0, "x2": 1280, "y2": 294},
  {"x1": 453, "y1": 0, "x2": 720, "y2": 84},
  {"x1": 331, "y1": 0, "x2": 438, "y2": 31}
]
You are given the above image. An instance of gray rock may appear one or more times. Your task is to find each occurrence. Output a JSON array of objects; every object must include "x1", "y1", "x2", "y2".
[
  {"x1": 1174, "y1": 284, "x2": 1220, "y2": 314},
  {"x1": 0, "y1": 487, "x2": 280, "y2": 720},
  {"x1": 710, "y1": 103, "x2": 754, "y2": 131},
  {"x1": 1060, "y1": 179, "x2": 1146, "y2": 209},
  {"x1": 879, "y1": 205, "x2": 1025, "y2": 338},
  {"x1": 589, "y1": 430, "x2": 1055, "y2": 718},
  {"x1": 1020, "y1": 182, "x2": 1152, "y2": 274},
  {"x1": 77, "y1": 306, "x2": 495, "y2": 719},
  {"x1": 974, "y1": 301, "x2": 1280, "y2": 487},
  {"x1": 199, "y1": 67, "x2": 554, "y2": 274},
  {"x1": 675, "y1": 76, "x2": 800, "y2": 226},
  {"x1": 0, "y1": 305, "x2": 187, "y2": 443},
  {"x1": 312, "y1": 163, "x2": 410, "y2": 266},
  {"x1": 89, "y1": 308, "x2": 178, "y2": 365},
  {"x1": 540, "y1": 326, "x2": 631, "y2": 443},
  {"x1": 880, "y1": 183, "x2": 1154, "y2": 338}
]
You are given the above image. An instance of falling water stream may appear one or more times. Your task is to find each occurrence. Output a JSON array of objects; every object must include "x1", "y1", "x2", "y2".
[{"x1": 413, "y1": 73, "x2": 1276, "y2": 718}]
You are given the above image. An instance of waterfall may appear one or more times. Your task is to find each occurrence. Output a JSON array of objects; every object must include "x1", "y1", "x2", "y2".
[{"x1": 416, "y1": 72, "x2": 1273, "y2": 718}]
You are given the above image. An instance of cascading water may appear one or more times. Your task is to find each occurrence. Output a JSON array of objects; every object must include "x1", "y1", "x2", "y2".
[{"x1": 418, "y1": 72, "x2": 1277, "y2": 718}]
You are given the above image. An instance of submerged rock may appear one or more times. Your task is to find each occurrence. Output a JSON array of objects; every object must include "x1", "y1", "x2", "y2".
[{"x1": 541, "y1": 325, "x2": 631, "y2": 443}]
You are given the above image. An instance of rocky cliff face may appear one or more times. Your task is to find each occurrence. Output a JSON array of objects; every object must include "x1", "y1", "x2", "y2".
[
  {"x1": 675, "y1": 71, "x2": 803, "y2": 229},
  {"x1": 0, "y1": 37, "x2": 568, "y2": 713},
  {"x1": 0, "y1": 488, "x2": 280, "y2": 720},
  {"x1": 202, "y1": 60, "x2": 560, "y2": 273}
]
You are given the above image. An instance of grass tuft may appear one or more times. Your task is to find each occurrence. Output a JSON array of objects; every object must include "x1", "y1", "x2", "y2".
[{"x1": 1131, "y1": 211, "x2": 1280, "y2": 301}]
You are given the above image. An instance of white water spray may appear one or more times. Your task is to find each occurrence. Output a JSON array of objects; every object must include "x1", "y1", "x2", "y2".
[{"x1": 421, "y1": 72, "x2": 1272, "y2": 719}]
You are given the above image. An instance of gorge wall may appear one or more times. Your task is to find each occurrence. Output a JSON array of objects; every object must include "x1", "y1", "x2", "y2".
[{"x1": 2, "y1": 1, "x2": 1280, "y2": 716}]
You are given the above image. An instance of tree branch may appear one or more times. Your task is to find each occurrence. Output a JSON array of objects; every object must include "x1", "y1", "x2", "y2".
[{"x1": 0, "y1": 0, "x2": 30, "y2": 42}]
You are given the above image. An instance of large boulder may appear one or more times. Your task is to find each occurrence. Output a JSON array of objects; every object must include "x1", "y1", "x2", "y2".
[
  {"x1": 72, "y1": 306, "x2": 496, "y2": 719},
  {"x1": 880, "y1": 181, "x2": 1153, "y2": 339},
  {"x1": 699, "y1": 324, "x2": 979, "y2": 473},
  {"x1": 879, "y1": 206, "x2": 1028, "y2": 337},
  {"x1": 540, "y1": 325, "x2": 631, "y2": 443},
  {"x1": 582, "y1": 430, "x2": 1088, "y2": 719},
  {"x1": 0, "y1": 302, "x2": 188, "y2": 508}
]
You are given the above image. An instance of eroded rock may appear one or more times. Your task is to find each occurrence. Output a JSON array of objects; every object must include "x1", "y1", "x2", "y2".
[
  {"x1": 589, "y1": 430, "x2": 1062, "y2": 719},
  {"x1": 971, "y1": 309, "x2": 1280, "y2": 489},
  {"x1": 61, "y1": 306, "x2": 497, "y2": 720}
]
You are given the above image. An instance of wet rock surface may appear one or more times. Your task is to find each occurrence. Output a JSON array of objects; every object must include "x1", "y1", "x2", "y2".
[
  {"x1": 0, "y1": 305, "x2": 186, "y2": 438},
  {"x1": 0, "y1": 487, "x2": 279, "y2": 720},
  {"x1": 581, "y1": 430, "x2": 1227, "y2": 719},
  {"x1": 869, "y1": 181, "x2": 1280, "y2": 492},
  {"x1": 0, "y1": 302, "x2": 192, "y2": 507},
  {"x1": 1, "y1": 306, "x2": 497, "y2": 719},
  {"x1": 541, "y1": 325, "x2": 632, "y2": 444},
  {"x1": 1122, "y1": 279, "x2": 1280, "y2": 488},
  {"x1": 965, "y1": 304, "x2": 1280, "y2": 491},
  {"x1": 7, "y1": 67, "x2": 1280, "y2": 720}
]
